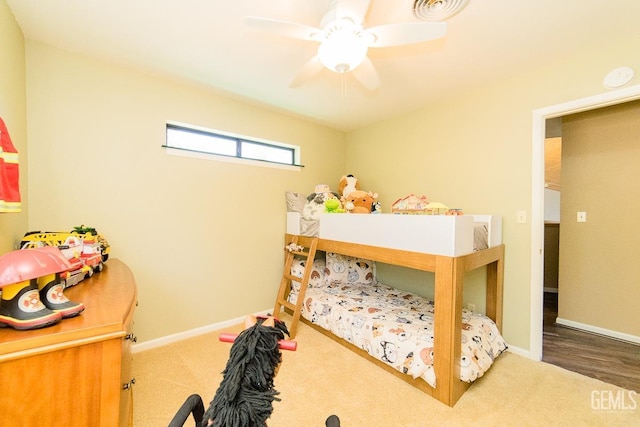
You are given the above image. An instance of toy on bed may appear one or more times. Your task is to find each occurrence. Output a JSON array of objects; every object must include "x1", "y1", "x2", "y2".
[
  {"x1": 342, "y1": 190, "x2": 379, "y2": 214},
  {"x1": 391, "y1": 194, "x2": 429, "y2": 214},
  {"x1": 337, "y1": 175, "x2": 379, "y2": 214},
  {"x1": 338, "y1": 174, "x2": 359, "y2": 198},
  {"x1": 426, "y1": 202, "x2": 449, "y2": 215},
  {"x1": 324, "y1": 197, "x2": 345, "y2": 213},
  {"x1": 303, "y1": 184, "x2": 341, "y2": 220}
]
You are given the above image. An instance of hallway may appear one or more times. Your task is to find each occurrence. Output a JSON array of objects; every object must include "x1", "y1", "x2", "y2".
[{"x1": 542, "y1": 292, "x2": 640, "y2": 392}]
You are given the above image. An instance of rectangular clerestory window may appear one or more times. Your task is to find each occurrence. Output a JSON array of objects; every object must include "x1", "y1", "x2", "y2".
[{"x1": 164, "y1": 122, "x2": 303, "y2": 168}]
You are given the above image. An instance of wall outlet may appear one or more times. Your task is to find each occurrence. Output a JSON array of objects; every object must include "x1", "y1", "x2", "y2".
[{"x1": 467, "y1": 303, "x2": 476, "y2": 312}]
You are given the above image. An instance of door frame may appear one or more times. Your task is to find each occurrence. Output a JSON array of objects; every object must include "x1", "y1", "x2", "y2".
[{"x1": 529, "y1": 83, "x2": 640, "y2": 361}]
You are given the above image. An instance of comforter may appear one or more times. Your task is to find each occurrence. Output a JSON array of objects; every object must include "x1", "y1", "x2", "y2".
[{"x1": 290, "y1": 280, "x2": 507, "y2": 388}]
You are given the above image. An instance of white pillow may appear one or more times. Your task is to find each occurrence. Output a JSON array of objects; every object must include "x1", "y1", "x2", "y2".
[
  {"x1": 286, "y1": 192, "x2": 306, "y2": 213},
  {"x1": 325, "y1": 252, "x2": 376, "y2": 285},
  {"x1": 290, "y1": 257, "x2": 326, "y2": 291}
]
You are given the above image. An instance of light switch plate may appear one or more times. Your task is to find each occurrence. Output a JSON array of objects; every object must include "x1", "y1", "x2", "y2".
[{"x1": 517, "y1": 210, "x2": 527, "y2": 224}]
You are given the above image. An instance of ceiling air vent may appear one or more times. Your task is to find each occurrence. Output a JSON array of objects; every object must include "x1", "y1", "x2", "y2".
[{"x1": 413, "y1": 0, "x2": 470, "y2": 21}]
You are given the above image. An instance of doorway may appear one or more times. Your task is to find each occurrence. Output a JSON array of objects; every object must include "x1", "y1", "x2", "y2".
[
  {"x1": 530, "y1": 83, "x2": 640, "y2": 362},
  {"x1": 540, "y1": 127, "x2": 640, "y2": 391}
]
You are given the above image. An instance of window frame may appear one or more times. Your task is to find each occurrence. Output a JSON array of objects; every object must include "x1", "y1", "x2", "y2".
[{"x1": 163, "y1": 122, "x2": 303, "y2": 169}]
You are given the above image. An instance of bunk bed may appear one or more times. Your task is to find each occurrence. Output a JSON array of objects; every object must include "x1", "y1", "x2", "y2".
[{"x1": 274, "y1": 210, "x2": 506, "y2": 407}]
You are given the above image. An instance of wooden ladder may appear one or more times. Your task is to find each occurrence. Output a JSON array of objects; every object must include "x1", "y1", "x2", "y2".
[{"x1": 273, "y1": 236, "x2": 318, "y2": 338}]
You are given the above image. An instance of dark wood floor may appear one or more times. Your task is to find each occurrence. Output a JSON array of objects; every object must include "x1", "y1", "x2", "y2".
[{"x1": 542, "y1": 292, "x2": 640, "y2": 392}]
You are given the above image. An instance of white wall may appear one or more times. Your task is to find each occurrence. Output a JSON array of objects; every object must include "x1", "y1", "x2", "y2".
[{"x1": 544, "y1": 189, "x2": 560, "y2": 222}]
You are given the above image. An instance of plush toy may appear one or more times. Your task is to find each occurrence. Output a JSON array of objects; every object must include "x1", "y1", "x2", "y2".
[
  {"x1": 324, "y1": 198, "x2": 345, "y2": 213},
  {"x1": 303, "y1": 184, "x2": 340, "y2": 220},
  {"x1": 338, "y1": 174, "x2": 359, "y2": 198},
  {"x1": 342, "y1": 190, "x2": 379, "y2": 214}
]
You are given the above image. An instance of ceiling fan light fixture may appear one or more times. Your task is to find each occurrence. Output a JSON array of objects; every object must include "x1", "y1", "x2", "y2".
[{"x1": 317, "y1": 19, "x2": 368, "y2": 73}]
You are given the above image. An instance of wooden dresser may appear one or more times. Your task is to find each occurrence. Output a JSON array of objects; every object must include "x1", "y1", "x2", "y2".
[{"x1": 0, "y1": 259, "x2": 137, "y2": 427}]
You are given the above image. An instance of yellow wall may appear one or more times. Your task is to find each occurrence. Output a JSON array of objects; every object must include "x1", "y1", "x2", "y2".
[
  {"x1": 345, "y1": 42, "x2": 640, "y2": 349},
  {"x1": 24, "y1": 41, "x2": 345, "y2": 342},
  {"x1": 0, "y1": 1, "x2": 28, "y2": 252},
  {"x1": 4, "y1": 0, "x2": 640, "y2": 349},
  {"x1": 559, "y1": 100, "x2": 640, "y2": 336}
]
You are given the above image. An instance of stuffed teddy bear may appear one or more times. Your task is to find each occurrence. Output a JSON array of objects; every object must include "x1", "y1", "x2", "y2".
[
  {"x1": 342, "y1": 190, "x2": 379, "y2": 214},
  {"x1": 338, "y1": 174, "x2": 360, "y2": 198}
]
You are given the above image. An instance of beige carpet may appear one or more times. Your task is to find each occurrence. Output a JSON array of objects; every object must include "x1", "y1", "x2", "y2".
[{"x1": 132, "y1": 315, "x2": 639, "y2": 426}]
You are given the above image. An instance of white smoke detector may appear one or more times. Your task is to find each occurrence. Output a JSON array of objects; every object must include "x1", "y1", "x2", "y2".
[{"x1": 603, "y1": 66, "x2": 634, "y2": 89}]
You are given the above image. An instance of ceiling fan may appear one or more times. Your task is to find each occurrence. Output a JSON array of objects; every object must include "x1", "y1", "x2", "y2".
[{"x1": 244, "y1": 0, "x2": 461, "y2": 90}]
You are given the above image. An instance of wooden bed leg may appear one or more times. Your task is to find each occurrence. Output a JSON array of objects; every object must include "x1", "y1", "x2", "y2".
[{"x1": 433, "y1": 255, "x2": 465, "y2": 406}]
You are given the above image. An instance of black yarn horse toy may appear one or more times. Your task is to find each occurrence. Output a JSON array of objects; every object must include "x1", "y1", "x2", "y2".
[{"x1": 168, "y1": 315, "x2": 290, "y2": 427}]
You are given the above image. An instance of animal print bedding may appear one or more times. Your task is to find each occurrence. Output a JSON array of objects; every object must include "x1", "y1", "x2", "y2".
[{"x1": 289, "y1": 276, "x2": 507, "y2": 388}]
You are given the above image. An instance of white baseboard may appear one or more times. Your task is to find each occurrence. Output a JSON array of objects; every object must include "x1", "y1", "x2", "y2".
[
  {"x1": 132, "y1": 311, "x2": 541, "y2": 362},
  {"x1": 505, "y1": 343, "x2": 530, "y2": 359},
  {"x1": 556, "y1": 317, "x2": 640, "y2": 345},
  {"x1": 132, "y1": 308, "x2": 271, "y2": 353}
]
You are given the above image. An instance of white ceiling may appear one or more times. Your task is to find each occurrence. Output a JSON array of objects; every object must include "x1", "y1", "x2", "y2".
[{"x1": 7, "y1": 0, "x2": 640, "y2": 131}]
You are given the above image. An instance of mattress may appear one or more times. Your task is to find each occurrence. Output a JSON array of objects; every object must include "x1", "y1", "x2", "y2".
[{"x1": 287, "y1": 255, "x2": 508, "y2": 388}]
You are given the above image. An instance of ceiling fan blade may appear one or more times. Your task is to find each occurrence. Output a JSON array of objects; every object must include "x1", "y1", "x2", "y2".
[
  {"x1": 244, "y1": 16, "x2": 322, "y2": 41},
  {"x1": 366, "y1": 21, "x2": 447, "y2": 47},
  {"x1": 334, "y1": 0, "x2": 371, "y2": 26},
  {"x1": 289, "y1": 55, "x2": 325, "y2": 88},
  {"x1": 351, "y1": 57, "x2": 380, "y2": 90}
]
